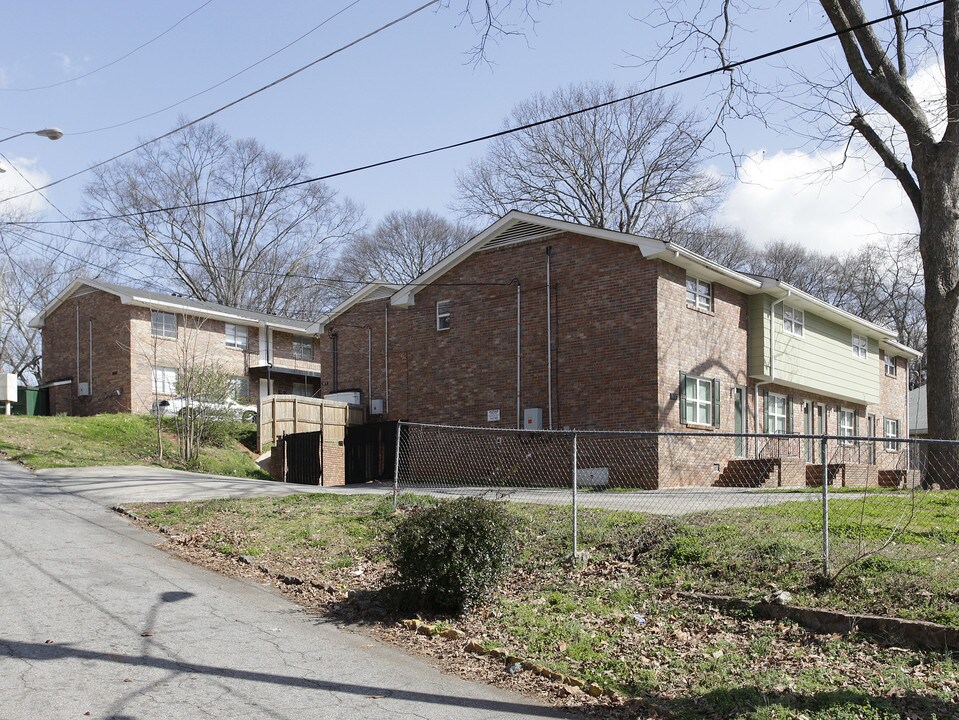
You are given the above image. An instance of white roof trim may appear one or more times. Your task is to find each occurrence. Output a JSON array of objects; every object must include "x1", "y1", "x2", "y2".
[
  {"x1": 391, "y1": 210, "x2": 664, "y2": 307},
  {"x1": 310, "y1": 282, "x2": 401, "y2": 334},
  {"x1": 29, "y1": 278, "x2": 315, "y2": 333},
  {"x1": 757, "y1": 278, "x2": 920, "y2": 356}
]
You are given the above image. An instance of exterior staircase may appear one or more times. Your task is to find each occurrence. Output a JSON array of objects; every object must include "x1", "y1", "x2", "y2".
[{"x1": 715, "y1": 458, "x2": 780, "y2": 488}]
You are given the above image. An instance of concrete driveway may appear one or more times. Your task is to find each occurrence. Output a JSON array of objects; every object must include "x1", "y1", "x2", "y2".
[
  {"x1": 32, "y1": 464, "x2": 822, "y2": 515},
  {"x1": 0, "y1": 460, "x2": 566, "y2": 719}
]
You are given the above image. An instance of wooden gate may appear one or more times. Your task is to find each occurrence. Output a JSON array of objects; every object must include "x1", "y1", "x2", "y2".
[
  {"x1": 281, "y1": 430, "x2": 323, "y2": 485},
  {"x1": 345, "y1": 421, "x2": 397, "y2": 484}
]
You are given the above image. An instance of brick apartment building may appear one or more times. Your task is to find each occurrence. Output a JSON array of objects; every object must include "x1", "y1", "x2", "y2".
[
  {"x1": 316, "y1": 211, "x2": 918, "y2": 488},
  {"x1": 30, "y1": 279, "x2": 322, "y2": 416}
]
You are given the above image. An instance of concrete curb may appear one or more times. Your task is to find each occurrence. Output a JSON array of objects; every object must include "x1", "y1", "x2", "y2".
[{"x1": 682, "y1": 591, "x2": 959, "y2": 654}]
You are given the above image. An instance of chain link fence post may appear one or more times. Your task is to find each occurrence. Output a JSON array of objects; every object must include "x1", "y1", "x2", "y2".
[
  {"x1": 820, "y1": 434, "x2": 829, "y2": 578},
  {"x1": 572, "y1": 432, "x2": 578, "y2": 560},
  {"x1": 392, "y1": 421, "x2": 402, "y2": 510}
]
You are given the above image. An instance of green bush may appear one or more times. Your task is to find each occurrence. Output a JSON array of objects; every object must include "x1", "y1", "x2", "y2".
[{"x1": 391, "y1": 497, "x2": 519, "y2": 613}]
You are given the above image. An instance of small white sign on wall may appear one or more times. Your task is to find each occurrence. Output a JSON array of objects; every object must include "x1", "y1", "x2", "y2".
[
  {"x1": 0, "y1": 373, "x2": 16, "y2": 402},
  {"x1": 487, "y1": 409, "x2": 501, "y2": 422}
]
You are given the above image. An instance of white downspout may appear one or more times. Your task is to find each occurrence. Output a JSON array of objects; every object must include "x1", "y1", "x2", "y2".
[
  {"x1": 384, "y1": 306, "x2": 389, "y2": 416},
  {"x1": 516, "y1": 281, "x2": 522, "y2": 429},
  {"x1": 754, "y1": 292, "x2": 789, "y2": 454},
  {"x1": 546, "y1": 247, "x2": 553, "y2": 429}
]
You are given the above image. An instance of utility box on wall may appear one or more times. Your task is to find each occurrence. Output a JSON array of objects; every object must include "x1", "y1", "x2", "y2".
[
  {"x1": 523, "y1": 407, "x2": 543, "y2": 431},
  {"x1": 0, "y1": 373, "x2": 16, "y2": 403}
]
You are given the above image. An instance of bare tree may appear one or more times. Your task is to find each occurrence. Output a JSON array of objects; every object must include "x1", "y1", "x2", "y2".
[
  {"x1": 455, "y1": 82, "x2": 725, "y2": 235},
  {"x1": 0, "y1": 225, "x2": 97, "y2": 384},
  {"x1": 336, "y1": 210, "x2": 474, "y2": 286},
  {"x1": 83, "y1": 121, "x2": 362, "y2": 319}
]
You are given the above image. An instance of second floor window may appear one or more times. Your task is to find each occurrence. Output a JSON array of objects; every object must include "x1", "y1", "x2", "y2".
[
  {"x1": 852, "y1": 333, "x2": 868, "y2": 359},
  {"x1": 685, "y1": 276, "x2": 712, "y2": 311},
  {"x1": 151, "y1": 310, "x2": 177, "y2": 339},
  {"x1": 292, "y1": 335, "x2": 314, "y2": 360},
  {"x1": 225, "y1": 323, "x2": 248, "y2": 350},
  {"x1": 883, "y1": 353, "x2": 897, "y2": 377},
  {"x1": 436, "y1": 300, "x2": 451, "y2": 331},
  {"x1": 783, "y1": 305, "x2": 804, "y2": 337}
]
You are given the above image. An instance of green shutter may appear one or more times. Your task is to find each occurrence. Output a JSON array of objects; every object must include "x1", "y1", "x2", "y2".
[
  {"x1": 712, "y1": 379, "x2": 721, "y2": 429},
  {"x1": 787, "y1": 396, "x2": 794, "y2": 434},
  {"x1": 763, "y1": 389, "x2": 769, "y2": 433},
  {"x1": 854, "y1": 411, "x2": 860, "y2": 445},
  {"x1": 679, "y1": 372, "x2": 687, "y2": 424}
]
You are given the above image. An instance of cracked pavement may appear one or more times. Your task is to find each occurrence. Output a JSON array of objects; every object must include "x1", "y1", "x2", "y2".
[{"x1": 0, "y1": 461, "x2": 566, "y2": 719}]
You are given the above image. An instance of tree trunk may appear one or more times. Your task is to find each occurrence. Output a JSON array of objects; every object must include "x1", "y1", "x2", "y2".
[{"x1": 918, "y1": 153, "x2": 959, "y2": 487}]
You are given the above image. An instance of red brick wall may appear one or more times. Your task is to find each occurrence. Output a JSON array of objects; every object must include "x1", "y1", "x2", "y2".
[
  {"x1": 320, "y1": 232, "x2": 661, "y2": 431},
  {"x1": 42, "y1": 289, "x2": 133, "y2": 416}
]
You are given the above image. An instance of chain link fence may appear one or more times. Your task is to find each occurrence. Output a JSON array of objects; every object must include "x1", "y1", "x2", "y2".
[{"x1": 393, "y1": 421, "x2": 959, "y2": 579}]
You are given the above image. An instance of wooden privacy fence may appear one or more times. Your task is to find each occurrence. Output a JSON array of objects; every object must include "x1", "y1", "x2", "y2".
[{"x1": 258, "y1": 395, "x2": 366, "y2": 486}]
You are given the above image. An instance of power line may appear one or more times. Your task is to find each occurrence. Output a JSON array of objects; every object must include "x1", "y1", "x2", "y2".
[
  {"x1": 1, "y1": 1, "x2": 216, "y2": 93},
  {"x1": 7, "y1": 0, "x2": 943, "y2": 225},
  {"x1": 0, "y1": 0, "x2": 440, "y2": 207},
  {"x1": 69, "y1": 0, "x2": 364, "y2": 137}
]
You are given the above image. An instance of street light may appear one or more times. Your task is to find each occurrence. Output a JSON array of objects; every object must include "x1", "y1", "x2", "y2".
[
  {"x1": 0, "y1": 128, "x2": 64, "y2": 144},
  {"x1": 0, "y1": 127, "x2": 63, "y2": 172}
]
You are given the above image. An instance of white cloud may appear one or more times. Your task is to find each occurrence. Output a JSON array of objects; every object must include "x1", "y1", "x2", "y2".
[
  {"x1": 716, "y1": 149, "x2": 917, "y2": 254},
  {"x1": 0, "y1": 157, "x2": 51, "y2": 217}
]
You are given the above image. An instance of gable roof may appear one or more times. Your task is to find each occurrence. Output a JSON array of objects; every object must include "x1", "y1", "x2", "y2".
[
  {"x1": 29, "y1": 278, "x2": 316, "y2": 334},
  {"x1": 309, "y1": 282, "x2": 402, "y2": 333},
  {"x1": 385, "y1": 210, "x2": 920, "y2": 358}
]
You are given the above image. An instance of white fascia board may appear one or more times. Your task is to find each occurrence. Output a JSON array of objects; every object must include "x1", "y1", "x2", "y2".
[
  {"x1": 391, "y1": 211, "x2": 666, "y2": 307},
  {"x1": 28, "y1": 277, "x2": 105, "y2": 329},
  {"x1": 760, "y1": 279, "x2": 918, "y2": 352},
  {"x1": 650, "y1": 244, "x2": 764, "y2": 294},
  {"x1": 315, "y1": 282, "x2": 400, "y2": 333},
  {"x1": 122, "y1": 295, "x2": 311, "y2": 334},
  {"x1": 880, "y1": 338, "x2": 922, "y2": 360}
]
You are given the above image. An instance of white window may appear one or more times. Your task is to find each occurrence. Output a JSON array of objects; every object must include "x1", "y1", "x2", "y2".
[
  {"x1": 883, "y1": 353, "x2": 897, "y2": 377},
  {"x1": 151, "y1": 310, "x2": 177, "y2": 339},
  {"x1": 152, "y1": 366, "x2": 177, "y2": 395},
  {"x1": 228, "y1": 376, "x2": 250, "y2": 401},
  {"x1": 852, "y1": 333, "x2": 868, "y2": 359},
  {"x1": 225, "y1": 323, "x2": 248, "y2": 350},
  {"x1": 292, "y1": 335, "x2": 313, "y2": 360},
  {"x1": 839, "y1": 408, "x2": 855, "y2": 442},
  {"x1": 767, "y1": 393, "x2": 787, "y2": 434},
  {"x1": 683, "y1": 376, "x2": 713, "y2": 426},
  {"x1": 884, "y1": 418, "x2": 900, "y2": 451},
  {"x1": 685, "y1": 276, "x2": 712, "y2": 311},
  {"x1": 783, "y1": 305, "x2": 804, "y2": 337},
  {"x1": 436, "y1": 300, "x2": 451, "y2": 331},
  {"x1": 292, "y1": 382, "x2": 313, "y2": 397}
]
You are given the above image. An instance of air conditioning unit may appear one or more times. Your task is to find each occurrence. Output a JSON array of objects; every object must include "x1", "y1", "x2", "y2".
[
  {"x1": 77, "y1": 382, "x2": 91, "y2": 397},
  {"x1": 323, "y1": 391, "x2": 361, "y2": 406}
]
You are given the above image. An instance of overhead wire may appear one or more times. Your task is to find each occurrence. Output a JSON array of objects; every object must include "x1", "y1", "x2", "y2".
[
  {"x1": 1, "y1": 1, "x2": 217, "y2": 93},
  {"x1": 0, "y1": 0, "x2": 441, "y2": 207},
  {"x1": 69, "y1": 0, "x2": 365, "y2": 137},
  {"x1": 5, "y1": 0, "x2": 944, "y2": 224}
]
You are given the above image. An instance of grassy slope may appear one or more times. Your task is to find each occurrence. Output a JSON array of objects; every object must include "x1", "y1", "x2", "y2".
[
  {"x1": 0, "y1": 414, "x2": 269, "y2": 480},
  {"x1": 129, "y1": 493, "x2": 959, "y2": 720}
]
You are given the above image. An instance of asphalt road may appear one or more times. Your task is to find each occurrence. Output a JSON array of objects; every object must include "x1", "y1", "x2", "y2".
[{"x1": 0, "y1": 461, "x2": 566, "y2": 720}]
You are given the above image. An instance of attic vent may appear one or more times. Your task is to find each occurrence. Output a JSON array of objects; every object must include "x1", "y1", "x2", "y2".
[{"x1": 481, "y1": 221, "x2": 562, "y2": 251}]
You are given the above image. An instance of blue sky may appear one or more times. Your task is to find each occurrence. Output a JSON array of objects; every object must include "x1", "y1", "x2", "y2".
[{"x1": 0, "y1": 0, "x2": 919, "y2": 256}]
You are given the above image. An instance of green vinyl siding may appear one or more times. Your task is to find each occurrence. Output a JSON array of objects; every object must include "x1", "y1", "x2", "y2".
[
  {"x1": 748, "y1": 295, "x2": 771, "y2": 377},
  {"x1": 748, "y1": 294, "x2": 881, "y2": 404}
]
